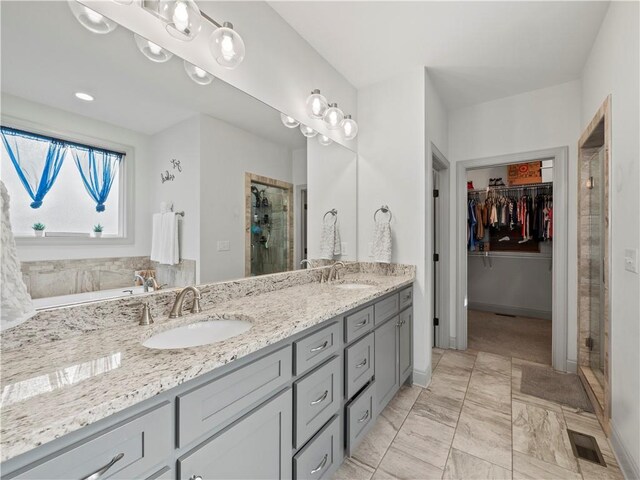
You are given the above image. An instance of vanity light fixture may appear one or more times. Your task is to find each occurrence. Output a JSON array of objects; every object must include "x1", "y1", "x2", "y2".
[
  {"x1": 341, "y1": 114, "x2": 358, "y2": 140},
  {"x1": 184, "y1": 60, "x2": 214, "y2": 85},
  {"x1": 306, "y1": 89, "x2": 328, "y2": 119},
  {"x1": 158, "y1": 0, "x2": 202, "y2": 41},
  {"x1": 299, "y1": 125, "x2": 318, "y2": 138},
  {"x1": 209, "y1": 22, "x2": 246, "y2": 69},
  {"x1": 318, "y1": 134, "x2": 332, "y2": 146},
  {"x1": 74, "y1": 92, "x2": 94, "y2": 102},
  {"x1": 134, "y1": 34, "x2": 174, "y2": 63},
  {"x1": 323, "y1": 103, "x2": 344, "y2": 130},
  {"x1": 68, "y1": 1, "x2": 118, "y2": 34},
  {"x1": 280, "y1": 113, "x2": 300, "y2": 129}
]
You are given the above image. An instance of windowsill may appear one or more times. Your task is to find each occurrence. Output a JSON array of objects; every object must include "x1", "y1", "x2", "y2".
[{"x1": 15, "y1": 234, "x2": 133, "y2": 247}]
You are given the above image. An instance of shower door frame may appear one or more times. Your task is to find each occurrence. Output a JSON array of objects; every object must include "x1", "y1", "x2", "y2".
[{"x1": 244, "y1": 172, "x2": 294, "y2": 277}]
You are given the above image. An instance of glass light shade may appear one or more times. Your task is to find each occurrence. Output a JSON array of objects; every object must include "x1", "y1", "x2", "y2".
[
  {"x1": 280, "y1": 113, "x2": 300, "y2": 129},
  {"x1": 299, "y1": 125, "x2": 318, "y2": 138},
  {"x1": 306, "y1": 89, "x2": 328, "y2": 119},
  {"x1": 209, "y1": 22, "x2": 245, "y2": 69},
  {"x1": 68, "y1": 1, "x2": 118, "y2": 34},
  {"x1": 318, "y1": 134, "x2": 333, "y2": 146},
  {"x1": 341, "y1": 115, "x2": 358, "y2": 140},
  {"x1": 184, "y1": 61, "x2": 214, "y2": 85},
  {"x1": 134, "y1": 34, "x2": 173, "y2": 63},
  {"x1": 158, "y1": 0, "x2": 202, "y2": 41},
  {"x1": 323, "y1": 103, "x2": 344, "y2": 130}
]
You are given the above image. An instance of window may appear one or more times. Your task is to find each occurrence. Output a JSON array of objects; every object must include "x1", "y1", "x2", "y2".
[{"x1": 1, "y1": 126, "x2": 125, "y2": 238}]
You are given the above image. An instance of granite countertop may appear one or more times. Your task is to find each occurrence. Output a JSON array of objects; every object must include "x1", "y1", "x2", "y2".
[{"x1": 0, "y1": 271, "x2": 413, "y2": 462}]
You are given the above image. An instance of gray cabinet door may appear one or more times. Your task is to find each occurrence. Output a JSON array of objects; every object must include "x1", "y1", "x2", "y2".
[
  {"x1": 374, "y1": 316, "x2": 399, "y2": 412},
  {"x1": 399, "y1": 308, "x2": 413, "y2": 383},
  {"x1": 178, "y1": 389, "x2": 292, "y2": 480}
]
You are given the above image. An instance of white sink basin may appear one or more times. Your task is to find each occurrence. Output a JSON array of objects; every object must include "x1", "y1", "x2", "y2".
[
  {"x1": 333, "y1": 283, "x2": 376, "y2": 290},
  {"x1": 143, "y1": 319, "x2": 252, "y2": 349}
]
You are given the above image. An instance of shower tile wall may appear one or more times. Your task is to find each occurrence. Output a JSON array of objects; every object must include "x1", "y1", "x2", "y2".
[{"x1": 251, "y1": 185, "x2": 289, "y2": 276}]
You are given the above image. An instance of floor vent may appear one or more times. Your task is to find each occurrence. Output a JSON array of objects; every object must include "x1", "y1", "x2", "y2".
[
  {"x1": 494, "y1": 313, "x2": 516, "y2": 318},
  {"x1": 568, "y1": 429, "x2": 607, "y2": 466}
]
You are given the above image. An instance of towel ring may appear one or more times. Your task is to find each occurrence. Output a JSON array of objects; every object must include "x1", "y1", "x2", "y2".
[
  {"x1": 323, "y1": 209, "x2": 338, "y2": 225},
  {"x1": 374, "y1": 205, "x2": 392, "y2": 222}
]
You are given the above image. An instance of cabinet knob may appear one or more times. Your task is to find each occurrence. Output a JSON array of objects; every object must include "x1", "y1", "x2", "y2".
[{"x1": 190, "y1": 476, "x2": 203, "y2": 480}]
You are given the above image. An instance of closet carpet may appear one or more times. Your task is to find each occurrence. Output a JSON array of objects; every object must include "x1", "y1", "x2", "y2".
[{"x1": 467, "y1": 310, "x2": 552, "y2": 365}]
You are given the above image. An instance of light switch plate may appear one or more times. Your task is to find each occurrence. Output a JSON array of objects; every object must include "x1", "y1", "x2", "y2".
[
  {"x1": 217, "y1": 240, "x2": 230, "y2": 252},
  {"x1": 624, "y1": 249, "x2": 638, "y2": 273}
]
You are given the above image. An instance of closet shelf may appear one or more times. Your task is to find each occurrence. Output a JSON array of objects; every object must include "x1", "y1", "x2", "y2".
[
  {"x1": 468, "y1": 181, "x2": 553, "y2": 195},
  {"x1": 468, "y1": 251, "x2": 552, "y2": 260}
]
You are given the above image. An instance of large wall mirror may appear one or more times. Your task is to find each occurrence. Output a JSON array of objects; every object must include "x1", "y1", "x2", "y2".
[{"x1": 0, "y1": 1, "x2": 357, "y2": 310}]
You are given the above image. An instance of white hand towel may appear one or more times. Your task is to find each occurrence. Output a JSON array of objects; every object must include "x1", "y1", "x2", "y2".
[
  {"x1": 152, "y1": 212, "x2": 180, "y2": 265},
  {"x1": 150, "y1": 213, "x2": 163, "y2": 262},
  {"x1": 372, "y1": 220, "x2": 392, "y2": 263},
  {"x1": 320, "y1": 221, "x2": 342, "y2": 260}
]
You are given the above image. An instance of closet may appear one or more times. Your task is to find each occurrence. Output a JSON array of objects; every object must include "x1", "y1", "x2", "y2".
[{"x1": 466, "y1": 161, "x2": 553, "y2": 364}]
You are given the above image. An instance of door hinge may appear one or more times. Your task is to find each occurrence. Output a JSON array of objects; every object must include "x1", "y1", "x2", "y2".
[
  {"x1": 433, "y1": 189, "x2": 439, "y2": 198},
  {"x1": 433, "y1": 253, "x2": 439, "y2": 262},
  {"x1": 433, "y1": 317, "x2": 440, "y2": 326},
  {"x1": 585, "y1": 337, "x2": 594, "y2": 350},
  {"x1": 304, "y1": 203, "x2": 307, "y2": 210}
]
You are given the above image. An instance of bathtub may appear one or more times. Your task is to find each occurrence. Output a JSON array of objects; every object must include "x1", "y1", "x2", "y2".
[{"x1": 33, "y1": 286, "x2": 148, "y2": 310}]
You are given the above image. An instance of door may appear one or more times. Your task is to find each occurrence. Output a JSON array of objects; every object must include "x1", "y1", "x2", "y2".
[
  {"x1": 374, "y1": 317, "x2": 399, "y2": 412},
  {"x1": 432, "y1": 169, "x2": 440, "y2": 347}
]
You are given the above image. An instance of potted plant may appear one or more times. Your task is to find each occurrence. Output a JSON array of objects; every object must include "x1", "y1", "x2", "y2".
[
  {"x1": 93, "y1": 224, "x2": 104, "y2": 238},
  {"x1": 32, "y1": 222, "x2": 45, "y2": 237}
]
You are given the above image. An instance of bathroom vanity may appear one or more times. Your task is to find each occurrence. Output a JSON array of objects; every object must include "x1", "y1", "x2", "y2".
[{"x1": 0, "y1": 266, "x2": 414, "y2": 479}]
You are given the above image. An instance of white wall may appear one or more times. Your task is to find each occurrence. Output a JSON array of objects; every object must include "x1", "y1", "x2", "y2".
[
  {"x1": 448, "y1": 80, "x2": 582, "y2": 365},
  {"x1": 3, "y1": 94, "x2": 153, "y2": 262},
  {"x1": 292, "y1": 148, "x2": 307, "y2": 266},
  {"x1": 307, "y1": 140, "x2": 357, "y2": 262},
  {"x1": 581, "y1": 2, "x2": 640, "y2": 475},
  {"x1": 199, "y1": 114, "x2": 294, "y2": 283},
  {"x1": 81, "y1": 1, "x2": 357, "y2": 151}
]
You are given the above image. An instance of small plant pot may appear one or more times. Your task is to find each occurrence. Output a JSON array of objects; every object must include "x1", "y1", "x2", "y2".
[
  {"x1": 34, "y1": 230, "x2": 44, "y2": 237},
  {"x1": 94, "y1": 232, "x2": 103, "y2": 238}
]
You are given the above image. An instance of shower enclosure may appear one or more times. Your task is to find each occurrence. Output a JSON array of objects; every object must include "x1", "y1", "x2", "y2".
[{"x1": 245, "y1": 173, "x2": 294, "y2": 277}]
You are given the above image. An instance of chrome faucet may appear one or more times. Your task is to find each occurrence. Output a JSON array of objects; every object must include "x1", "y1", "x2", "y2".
[
  {"x1": 169, "y1": 286, "x2": 202, "y2": 318},
  {"x1": 328, "y1": 261, "x2": 345, "y2": 282},
  {"x1": 144, "y1": 277, "x2": 165, "y2": 291},
  {"x1": 134, "y1": 274, "x2": 147, "y2": 291},
  {"x1": 300, "y1": 259, "x2": 313, "y2": 269}
]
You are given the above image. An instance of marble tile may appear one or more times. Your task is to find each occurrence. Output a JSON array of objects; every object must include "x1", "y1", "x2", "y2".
[
  {"x1": 437, "y1": 350, "x2": 477, "y2": 373},
  {"x1": 465, "y1": 367, "x2": 511, "y2": 415},
  {"x1": 391, "y1": 411, "x2": 455, "y2": 469},
  {"x1": 332, "y1": 458, "x2": 374, "y2": 480},
  {"x1": 373, "y1": 446, "x2": 443, "y2": 480},
  {"x1": 474, "y1": 351, "x2": 511, "y2": 378},
  {"x1": 561, "y1": 407, "x2": 617, "y2": 466},
  {"x1": 412, "y1": 389, "x2": 462, "y2": 428},
  {"x1": 511, "y1": 361, "x2": 563, "y2": 413},
  {"x1": 432, "y1": 348, "x2": 445, "y2": 369},
  {"x1": 579, "y1": 458, "x2": 625, "y2": 480},
  {"x1": 443, "y1": 448, "x2": 511, "y2": 480},
  {"x1": 452, "y1": 399, "x2": 512, "y2": 469},
  {"x1": 512, "y1": 401, "x2": 578, "y2": 472},
  {"x1": 513, "y1": 451, "x2": 581, "y2": 480},
  {"x1": 351, "y1": 409, "x2": 398, "y2": 469},
  {"x1": 98, "y1": 269, "x2": 134, "y2": 290},
  {"x1": 380, "y1": 385, "x2": 422, "y2": 430}
]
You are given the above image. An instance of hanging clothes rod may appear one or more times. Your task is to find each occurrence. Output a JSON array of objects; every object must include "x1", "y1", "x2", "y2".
[{"x1": 468, "y1": 181, "x2": 553, "y2": 195}]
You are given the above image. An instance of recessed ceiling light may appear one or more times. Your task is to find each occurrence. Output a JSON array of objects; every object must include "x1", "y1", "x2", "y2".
[{"x1": 75, "y1": 92, "x2": 94, "y2": 102}]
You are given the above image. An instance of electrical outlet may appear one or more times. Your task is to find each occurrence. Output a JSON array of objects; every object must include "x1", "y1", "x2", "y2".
[
  {"x1": 217, "y1": 240, "x2": 230, "y2": 252},
  {"x1": 624, "y1": 248, "x2": 638, "y2": 273}
]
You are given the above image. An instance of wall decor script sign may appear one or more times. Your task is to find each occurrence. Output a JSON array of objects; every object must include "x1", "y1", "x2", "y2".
[{"x1": 508, "y1": 161, "x2": 542, "y2": 186}]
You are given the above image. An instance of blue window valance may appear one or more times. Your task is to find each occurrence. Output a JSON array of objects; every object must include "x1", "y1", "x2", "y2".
[{"x1": 0, "y1": 126, "x2": 125, "y2": 211}]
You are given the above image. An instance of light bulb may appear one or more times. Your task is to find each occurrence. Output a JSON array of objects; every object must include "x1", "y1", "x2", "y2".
[
  {"x1": 341, "y1": 115, "x2": 358, "y2": 140},
  {"x1": 323, "y1": 103, "x2": 344, "y2": 130},
  {"x1": 209, "y1": 22, "x2": 245, "y2": 69},
  {"x1": 134, "y1": 34, "x2": 173, "y2": 63},
  {"x1": 318, "y1": 134, "x2": 332, "y2": 146},
  {"x1": 68, "y1": 1, "x2": 118, "y2": 34},
  {"x1": 184, "y1": 61, "x2": 214, "y2": 85},
  {"x1": 280, "y1": 113, "x2": 300, "y2": 129},
  {"x1": 299, "y1": 125, "x2": 318, "y2": 138},
  {"x1": 158, "y1": 0, "x2": 202, "y2": 41},
  {"x1": 306, "y1": 89, "x2": 328, "y2": 119}
]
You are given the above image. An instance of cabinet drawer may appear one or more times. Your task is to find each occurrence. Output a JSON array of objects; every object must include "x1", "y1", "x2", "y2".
[
  {"x1": 178, "y1": 389, "x2": 292, "y2": 480},
  {"x1": 294, "y1": 356, "x2": 341, "y2": 449},
  {"x1": 345, "y1": 333, "x2": 374, "y2": 400},
  {"x1": 295, "y1": 322, "x2": 341, "y2": 375},
  {"x1": 374, "y1": 294, "x2": 399, "y2": 325},
  {"x1": 399, "y1": 286, "x2": 413, "y2": 310},
  {"x1": 344, "y1": 306, "x2": 373, "y2": 344},
  {"x1": 293, "y1": 416, "x2": 340, "y2": 480},
  {"x1": 346, "y1": 382, "x2": 375, "y2": 456},
  {"x1": 177, "y1": 345, "x2": 292, "y2": 448},
  {"x1": 10, "y1": 402, "x2": 171, "y2": 480}
]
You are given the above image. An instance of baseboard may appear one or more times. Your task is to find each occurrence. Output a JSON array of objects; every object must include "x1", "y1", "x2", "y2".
[
  {"x1": 468, "y1": 302, "x2": 552, "y2": 320},
  {"x1": 449, "y1": 336, "x2": 457, "y2": 349},
  {"x1": 566, "y1": 359, "x2": 577, "y2": 373},
  {"x1": 413, "y1": 366, "x2": 431, "y2": 388},
  {"x1": 610, "y1": 418, "x2": 640, "y2": 480}
]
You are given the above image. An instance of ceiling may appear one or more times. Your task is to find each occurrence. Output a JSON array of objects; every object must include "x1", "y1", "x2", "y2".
[
  {"x1": 0, "y1": 1, "x2": 305, "y2": 148},
  {"x1": 269, "y1": 1, "x2": 610, "y2": 110}
]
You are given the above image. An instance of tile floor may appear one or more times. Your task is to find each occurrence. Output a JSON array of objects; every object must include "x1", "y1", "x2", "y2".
[{"x1": 333, "y1": 348, "x2": 624, "y2": 480}]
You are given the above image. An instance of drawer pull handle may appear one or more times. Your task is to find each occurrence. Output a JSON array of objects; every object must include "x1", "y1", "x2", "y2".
[
  {"x1": 358, "y1": 409, "x2": 370, "y2": 423},
  {"x1": 356, "y1": 318, "x2": 368, "y2": 327},
  {"x1": 356, "y1": 358, "x2": 367, "y2": 368},
  {"x1": 82, "y1": 453, "x2": 124, "y2": 480},
  {"x1": 310, "y1": 454, "x2": 328, "y2": 474},
  {"x1": 310, "y1": 341, "x2": 329, "y2": 352},
  {"x1": 310, "y1": 390, "x2": 329, "y2": 405}
]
